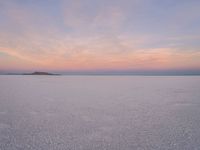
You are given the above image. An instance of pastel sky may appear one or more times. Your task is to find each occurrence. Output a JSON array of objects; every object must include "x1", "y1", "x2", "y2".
[{"x1": 0, "y1": 0, "x2": 200, "y2": 73}]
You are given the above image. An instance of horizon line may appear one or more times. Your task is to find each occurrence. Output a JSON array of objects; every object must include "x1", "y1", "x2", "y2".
[{"x1": 1, "y1": 70, "x2": 200, "y2": 76}]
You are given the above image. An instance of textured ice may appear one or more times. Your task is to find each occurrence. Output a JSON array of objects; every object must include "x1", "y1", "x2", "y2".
[{"x1": 0, "y1": 75, "x2": 200, "y2": 150}]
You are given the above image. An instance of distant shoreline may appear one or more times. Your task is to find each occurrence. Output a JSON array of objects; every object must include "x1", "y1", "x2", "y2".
[
  {"x1": 1, "y1": 70, "x2": 200, "y2": 76},
  {"x1": 0, "y1": 73, "x2": 200, "y2": 76}
]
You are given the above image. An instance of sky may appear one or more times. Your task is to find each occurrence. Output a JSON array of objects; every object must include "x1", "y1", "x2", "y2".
[{"x1": 0, "y1": 0, "x2": 200, "y2": 74}]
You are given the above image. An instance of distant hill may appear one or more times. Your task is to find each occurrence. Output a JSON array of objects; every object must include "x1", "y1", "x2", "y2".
[{"x1": 23, "y1": 72, "x2": 60, "y2": 75}]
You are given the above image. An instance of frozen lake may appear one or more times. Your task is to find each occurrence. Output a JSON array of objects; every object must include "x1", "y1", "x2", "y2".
[{"x1": 0, "y1": 75, "x2": 200, "y2": 150}]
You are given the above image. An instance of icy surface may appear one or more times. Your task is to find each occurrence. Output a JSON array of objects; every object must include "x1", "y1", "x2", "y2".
[{"x1": 0, "y1": 75, "x2": 200, "y2": 150}]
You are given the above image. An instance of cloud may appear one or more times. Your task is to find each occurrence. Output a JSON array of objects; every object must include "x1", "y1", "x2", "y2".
[
  {"x1": 0, "y1": 0, "x2": 200, "y2": 71},
  {"x1": 62, "y1": 0, "x2": 127, "y2": 34},
  {"x1": 2, "y1": 33, "x2": 200, "y2": 71}
]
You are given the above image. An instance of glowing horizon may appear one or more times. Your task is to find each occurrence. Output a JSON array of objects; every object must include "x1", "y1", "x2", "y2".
[{"x1": 0, "y1": 0, "x2": 200, "y2": 73}]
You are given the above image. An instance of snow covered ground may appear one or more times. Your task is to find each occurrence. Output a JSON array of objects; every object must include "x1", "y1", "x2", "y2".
[{"x1": 0, "y1": 75, "x2": 200, "y2": 150}]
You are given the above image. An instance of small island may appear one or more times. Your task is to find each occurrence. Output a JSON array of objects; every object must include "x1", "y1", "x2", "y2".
[{"x1": 23, "y1": 72, "x2": 60, "y2": 75}]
